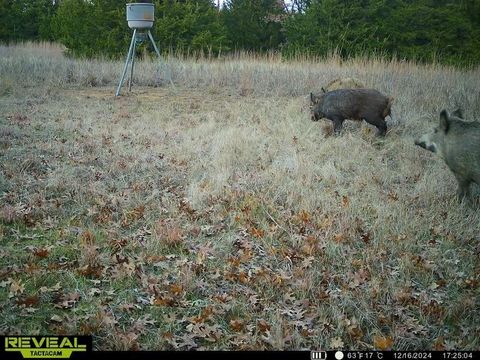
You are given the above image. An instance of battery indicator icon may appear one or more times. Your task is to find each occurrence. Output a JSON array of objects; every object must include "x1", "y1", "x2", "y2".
[{"x1": 311, "y1": 351, "x2": 327, "y2": 359}]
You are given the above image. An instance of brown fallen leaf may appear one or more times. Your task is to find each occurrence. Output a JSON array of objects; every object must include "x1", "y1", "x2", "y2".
[
  {"x1": 345, "y1": 318, "x2": 364, "y2": 341},
  {"x1": 179, "y1": 199, "x2": 196, "y2": 216},
  {"x1": 387, "y1": 191, "x2": 399, "y2": 201},
  {"x1": 334, "y1": 233, "x2": 346, "y2": 243},
  {"x1": 373, "y1": 335, "x2": 394, "y2": 350},
  {"x1": 115, "y1": 331, "x2": 139, "y2": 351},
  {"x1": 121, "y1": 205, "x2": 145, "y2": 228},
  {"x1": 154, "y1": 220, "x2": 184, "y2": 246},
  {"x1": 118, "y1": 303, "x2": 138, "y2": 313},
  {"x1": 257, "y1": 319, "x2": 271, "y2": 334},
  {"x1": 16, "y1": 295, "x2": 40, "y2": 307},
  {"x1": 434, "y1": 336, "x2": 446, "y2": 351},
  {"x1": 80, "y1": 230, "x2": 96, "y2": 246},
  {"x1": 297, "y1": 210, "x2": 311, "y2": 224},
  {"x1": 34, "y1": 247, "x2": 50, "y2": 258},
  {"x1": 9, "y1": 279, "x2": 25, "y2": 298},
  {"x1": 168, "y1": 283, "x2": 183, "y2": 296},
  {"x1": 229, "y1": 319, "x2": 245, "y2": 332},
  {"x1": 152, "y1": 296, "x2": 176, "y2": 307},
  {"x1": 78, "y1": 264, "x2": 103, "y2": 278},
  {"x1": 249, "y1": 226, "x2": 264, "y2": 238},
  {"x1": 54, "y1": 292, "x2": 81, "y2": 309},
  {"x1": 191, "y1": 306, "x2": 214, "y2": 324}
]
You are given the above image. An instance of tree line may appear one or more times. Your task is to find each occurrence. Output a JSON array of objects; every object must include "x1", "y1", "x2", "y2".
[{"x1": 1, "y1": 0, "x2": 479, "y2": 66}]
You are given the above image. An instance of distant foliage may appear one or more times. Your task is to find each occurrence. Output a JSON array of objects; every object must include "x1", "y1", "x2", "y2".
[
  {"x1": 1, "y1": 0, "x2": 479, "y2": 66},
  {"x1": 0, "y1": 0, "x2": 57, "y2": 43},
  {"x1": 153, "y1": 0, "x2": 229, "y2": 54},
  {"x1": 222, "y1": 0, "x2": 285, "y2": 51},
  {"x1": 52, "y1": 0, "x2": 128, "y2": 58},
  {"x1": 283, "y1": 0, "x2": 480, "y2": 66},
  {"x1": 48, "y1": 0, "x2": 228, "y2": 58}
]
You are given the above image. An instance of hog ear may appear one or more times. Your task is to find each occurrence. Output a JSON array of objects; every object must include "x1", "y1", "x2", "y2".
[
  {"x1": 310, "y1": 92, "x2": 315, "y2": 103},
  {"x1": 452, "y1": 108, "x2": 464, "y2": 119},
  {"x1": 321, "y1": 87, "x2": 326, "y2": 93},
  {"x1": 439, "y1": 110, "x2": 450, "y2": 133}
]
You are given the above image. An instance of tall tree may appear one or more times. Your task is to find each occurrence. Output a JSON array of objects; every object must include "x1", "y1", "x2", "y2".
[
  {"x1": 52, "y1": 0, "x2": 127, "y2": 58},
  {"x1": 0, "y1": 0, "x2": 57, "y2": 43},
  {"x1": 222, "y1": 0, "x2": 286, "y2": 51},
  {"x1": 283, "y1": 0, "x2": 480, "y2": 65},
  {"x1": 153, "y1": 0, "x2": 229, "y2": 54},
  {"x1": 52, "y1": 0, "x2": 228, "y2": 57}
]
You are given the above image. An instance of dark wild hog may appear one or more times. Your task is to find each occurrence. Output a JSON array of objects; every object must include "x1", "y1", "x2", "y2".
[
  {"x1": 310, "y1": 88, "x2": 393, "y2": 136},
  {"x1": 415, "y1": 109, "x2": 480, "y2": 200}
]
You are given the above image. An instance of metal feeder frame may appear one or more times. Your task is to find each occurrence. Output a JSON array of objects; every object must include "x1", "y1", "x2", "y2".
[{"x1": 116, "y1": 3, "x2": 162, "y2": 96}]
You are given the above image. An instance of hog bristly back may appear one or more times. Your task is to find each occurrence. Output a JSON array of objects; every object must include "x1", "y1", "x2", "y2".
[{"x1": 314, "y1": 89, "x2": 391, "y2": 121}]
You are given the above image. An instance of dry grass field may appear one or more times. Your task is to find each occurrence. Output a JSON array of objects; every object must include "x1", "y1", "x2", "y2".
[{"x1": 0, "y1": 43, "x2": 479, "y2": 350}]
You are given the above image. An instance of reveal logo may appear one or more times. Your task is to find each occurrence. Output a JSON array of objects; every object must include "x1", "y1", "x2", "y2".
[{"x1": 2, "y1": 336, "x2": 91, "y2": 359}]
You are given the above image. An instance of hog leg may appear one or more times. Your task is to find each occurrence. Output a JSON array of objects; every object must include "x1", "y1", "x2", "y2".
[
  {"x1": 455, "y1": 176, "x2": 471, "y2": 200},
  {"x1": 331, "y1": 117, "x2": 345, "y2": 135},
  {"x1": 365, "y1": 115, "x2": 387, "y2": 137}
]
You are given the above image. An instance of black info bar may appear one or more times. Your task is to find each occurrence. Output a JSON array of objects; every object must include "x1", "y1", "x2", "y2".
[
  {"x1": 89, "y1": 352, "x2": 474, "y2": 360},
  {"x1": 75, "y1": 351, "x2": 478, "y2": 360},
  {"x1": 1, "y1": 338, "x2": 477, "y2": 360},
  {"x1": 310, "y1": 351, "x2": 477, "y2": 360},
  {"x1": 58, "y1": 351, "x2": 478, "y2": 360}
]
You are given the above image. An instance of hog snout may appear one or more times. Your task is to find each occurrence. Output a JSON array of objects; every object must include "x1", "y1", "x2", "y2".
[
  {"x1": 415, "y1": 139, "x2": 436, "y2": 153},
  {"x1": 414, "y1": 139, "x2": 424, "y2": 147}
]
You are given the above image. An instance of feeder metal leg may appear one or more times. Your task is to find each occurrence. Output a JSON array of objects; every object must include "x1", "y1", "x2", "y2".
[
  {"x1": 116, "y1": 29, "x2": 137, "y2": 97},
  {"x1": 128, "y1": 38, "x2": 136, "y2": 92},
  {"x1": 147, "y1": 30, "x2": 162, "y2": 58}
]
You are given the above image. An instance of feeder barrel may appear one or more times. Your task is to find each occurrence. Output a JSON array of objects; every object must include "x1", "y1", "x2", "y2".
[{"x1": 126, "y1": 3, "x2": 154, "y2": 29}]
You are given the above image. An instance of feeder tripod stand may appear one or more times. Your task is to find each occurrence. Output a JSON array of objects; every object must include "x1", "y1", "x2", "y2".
[{"x1": 115, "y1": 29, "x2": 162, "y2": 96}]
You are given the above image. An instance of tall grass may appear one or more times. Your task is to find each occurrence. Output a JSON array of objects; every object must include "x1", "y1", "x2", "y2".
[{"x1": 1, "y1": 42, "x2": 479, "y2": 101}]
